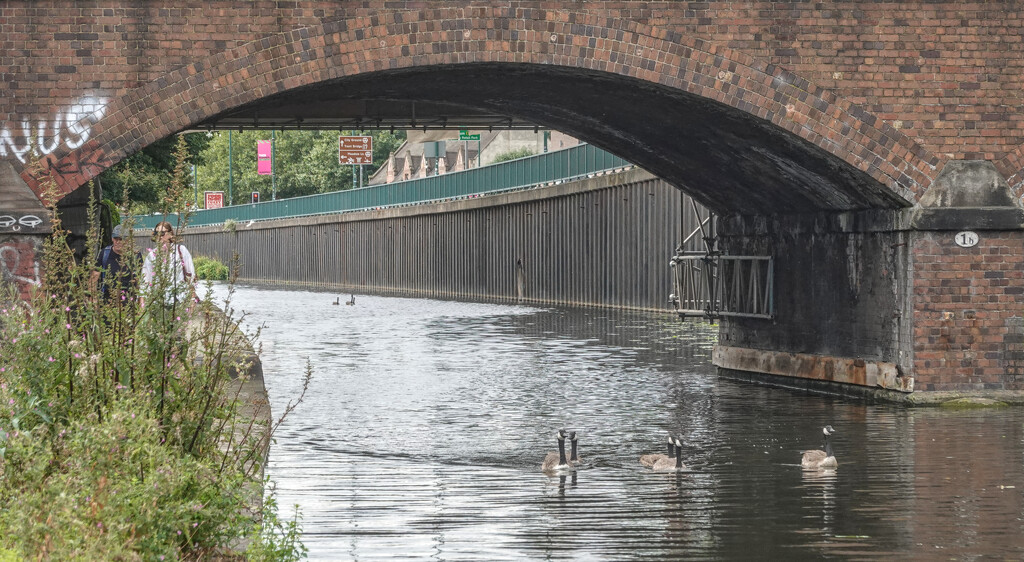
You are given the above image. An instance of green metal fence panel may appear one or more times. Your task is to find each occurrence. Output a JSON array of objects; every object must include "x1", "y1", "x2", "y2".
[{"x1": 135, "y1": 143, "x2": 632, "y2": 230}]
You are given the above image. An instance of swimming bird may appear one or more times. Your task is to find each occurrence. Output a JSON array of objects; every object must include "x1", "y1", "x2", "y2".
[
  {"x1": 801, "y1": 425, "x2": 838, "y2": 470},
  {"x1": 651, "y1": 436, "x2": 686, "y2": 472},
  {"x1": 541, "y1": 429, "x2": 573, "y2": 472},
  {"x1": 346, "y1": 294, "x2": 355, "y2": 306},
  {"x1": 568, "y1": 431, "x2": 582, "y2": 466},
  {"x1": 640, "y1": 433, "x2": 676, "y2": 468},
  {"x1": 331, "y1": 296, "x2": 340, "y2": 305}
]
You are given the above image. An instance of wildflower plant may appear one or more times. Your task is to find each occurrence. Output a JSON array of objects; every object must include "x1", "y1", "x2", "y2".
[{"x1": 0, "y1": 140, "x2": 308, "y2": 560}]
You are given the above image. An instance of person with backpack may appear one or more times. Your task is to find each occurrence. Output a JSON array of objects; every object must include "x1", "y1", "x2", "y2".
[
  {"x1": 140, "y1": 221, "x2": 198, "y2": 309},
  {"x1": 90, "y1": 224, "x2": 140, "y2": 303}
]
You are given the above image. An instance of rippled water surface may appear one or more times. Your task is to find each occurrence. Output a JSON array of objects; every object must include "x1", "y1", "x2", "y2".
[{"x1": 218, "y1": 284, "x2": 1024, "y2": 560}]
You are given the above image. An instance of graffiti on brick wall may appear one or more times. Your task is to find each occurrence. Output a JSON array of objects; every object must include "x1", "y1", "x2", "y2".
[
  {"x1": 0, "y1": 213, "x2": 46, "y2": 233},
  {"x1": 0, "y1": 97, "x2": 108, "y2": 163},
  {"x1": 0, "y1": 240, "x2": 41, "y2": 288}
]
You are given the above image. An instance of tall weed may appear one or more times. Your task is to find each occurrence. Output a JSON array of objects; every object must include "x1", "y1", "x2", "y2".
[{"x1": 0, "y1": 137, "x2": 307, "y2": 560}]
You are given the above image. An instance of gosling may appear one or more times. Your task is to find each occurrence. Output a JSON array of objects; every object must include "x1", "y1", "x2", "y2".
[{"x1": 800, "y1": 425, "x2": 838, "y2": 470}]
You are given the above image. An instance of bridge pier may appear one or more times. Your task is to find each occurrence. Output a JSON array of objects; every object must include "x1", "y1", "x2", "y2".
[{"x1": 714, "y1": 161, "x2": 1024, "y2": 394}]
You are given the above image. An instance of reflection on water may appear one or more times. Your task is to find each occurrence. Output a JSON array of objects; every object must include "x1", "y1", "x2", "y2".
[{"x1": 217, "y1": 284, "x2": 1024, "y2": 560}]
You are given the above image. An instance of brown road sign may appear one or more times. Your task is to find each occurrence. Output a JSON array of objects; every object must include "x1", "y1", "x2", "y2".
[{"x1": 339, "y1": 136, "x2": 373, "y2": 164}]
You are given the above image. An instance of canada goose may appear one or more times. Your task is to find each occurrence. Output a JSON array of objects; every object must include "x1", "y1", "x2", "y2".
[
  {"x1": 541, "y1": 429, "x2": 573, "y2": 472},
  {"x1": 568, "y1": 431, "x2": 582, "y2": 466},
  {"x1": 640, "y1": 433, "x2": 675, "y2": 468},
  {"x1": 331, "y1": 296, "x2": 340, "y2": 305},
  {"x1": 801, "y1": 425, "x2": 838, "y2": 470},
  {"x1": 652, "y1": 436, "x2": 686, "y2": 472},
  {"x1": 345, "y1": 294, "x2": 355, "y2": 306}
]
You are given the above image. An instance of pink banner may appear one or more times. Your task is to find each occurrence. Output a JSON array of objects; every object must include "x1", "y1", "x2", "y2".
[
  {"x1": 257, "y1": 140, "x2": 272, "y2": 159},
  {"x1": 257, "y1": 140, "x2": 273, "y2": 175}
]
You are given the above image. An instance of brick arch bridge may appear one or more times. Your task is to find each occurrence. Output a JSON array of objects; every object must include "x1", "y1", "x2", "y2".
[
  {"x1": 18, "y1": 8, "x2": 937, "y2": 214},
  {"x1": 2, "y1": 2, "x2": 1023, "y2": 397}
]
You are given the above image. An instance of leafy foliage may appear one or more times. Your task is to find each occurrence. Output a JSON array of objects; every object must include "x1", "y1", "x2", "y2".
[
  {"x1": 490, "y1": 147, "x2": 535, "y2": 164},
  {"x1": 196, "y1": 130, "x2": 405, "y2": 206},
  {"x1": 194, "y1": 256, "x2": 230, "y2": 281},
  {"x1": 95, "y1": 134, "x2": 210, "y2": 215},
  {"x1": 0, "y1": 151, "x2": 307, "y2": 560}
]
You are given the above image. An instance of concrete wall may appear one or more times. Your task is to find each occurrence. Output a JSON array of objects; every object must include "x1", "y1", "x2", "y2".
[
  {"x1": 715, "y1": 212, "x2": 913, "y2": 391},
  {"x1": 719, "y1": 214, "x2": 912, "y2": 362}
]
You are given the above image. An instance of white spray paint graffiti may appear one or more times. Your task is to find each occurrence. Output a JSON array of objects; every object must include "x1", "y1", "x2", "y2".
[
  {"x1": 0, "y1": 97, "x2": 108, "y2": 163},
  {"x1": 0, "y1": 244, "x2": 41, "y2": 287}
]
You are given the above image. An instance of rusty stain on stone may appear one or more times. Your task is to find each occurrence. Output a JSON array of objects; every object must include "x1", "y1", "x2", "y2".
[{"x1": 713, "y1": 345, "x2": 912, "y2": 393}]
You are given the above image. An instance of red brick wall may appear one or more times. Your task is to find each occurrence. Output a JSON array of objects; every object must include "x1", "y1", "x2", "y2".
[
  {"x1": 1, "y1": 2, "x2": 1023, "y2": 194},
  {"x1": 0, "y1": 235, "x2": 44, "y2": 301},
  {"x1": 913, "y1": 231, "x2": 1024, "y2": 391}
]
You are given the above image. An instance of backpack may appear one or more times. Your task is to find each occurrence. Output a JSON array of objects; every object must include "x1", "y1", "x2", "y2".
[{"x1": 99, "y1": 246, "x2": 114, "y2": 270}]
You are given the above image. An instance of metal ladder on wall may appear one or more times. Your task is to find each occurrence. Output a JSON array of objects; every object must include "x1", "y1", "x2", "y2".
[{"x1": 669, "y1": 200, "x2": 774, "y2": 321}]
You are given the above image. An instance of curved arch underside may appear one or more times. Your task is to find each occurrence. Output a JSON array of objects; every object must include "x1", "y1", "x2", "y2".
[
  {"x1": 212, "y1": 64, "x2": 912, "y2": 215},
  {"x1": 30, "y1": 9, "x2": 937, "y2": 216}
]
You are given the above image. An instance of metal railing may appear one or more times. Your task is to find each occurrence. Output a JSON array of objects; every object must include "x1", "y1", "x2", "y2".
[
  {"x1": 135, "y1": 143, "x2": 632, "y2": 229},
  {"x1": 671, "y1": 255, "x2": 775, "y2": 320}
]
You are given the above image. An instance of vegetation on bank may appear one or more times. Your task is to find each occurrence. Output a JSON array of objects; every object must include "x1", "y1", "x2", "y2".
[
  {"x1": 194, "y1": 255, "x2": 231, "y2": 281},
  {"x1": 0, "y1": 139, "x2": 308, "y2": 560}
]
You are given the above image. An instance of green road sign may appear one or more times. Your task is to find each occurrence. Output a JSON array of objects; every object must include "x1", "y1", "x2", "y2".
[{"x1": 459, "y1": 130, "x2": 480, "y2": 141}]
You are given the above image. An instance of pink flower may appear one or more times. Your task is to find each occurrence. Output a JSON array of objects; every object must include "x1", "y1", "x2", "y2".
[
  {"x1": 65, "y1": 323, "x2": 71, "y2": 329},
  {"x1": 48, "y1": 357, "x2": 54, "y2": 362}
]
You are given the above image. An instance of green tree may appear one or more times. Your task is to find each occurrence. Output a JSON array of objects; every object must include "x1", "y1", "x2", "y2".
[
  {"x1": 96, "y1": 134, "x2": 209, "y2": 214},
  {"x1": 490, "y1": 147, "x2": 535, "y2": 164},
  {"x1": 196, "y1": 130, "x2": 405, "y2": 206}
]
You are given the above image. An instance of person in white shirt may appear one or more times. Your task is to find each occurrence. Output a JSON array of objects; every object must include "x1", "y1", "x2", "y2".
[{"x1": 141, "y1": 220, "x2": 197, "y2": 308}]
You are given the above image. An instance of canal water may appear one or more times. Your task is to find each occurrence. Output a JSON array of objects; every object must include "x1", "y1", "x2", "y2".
[{"x1": 217, "y1": 284, "x2": 1024, "y2": 560}]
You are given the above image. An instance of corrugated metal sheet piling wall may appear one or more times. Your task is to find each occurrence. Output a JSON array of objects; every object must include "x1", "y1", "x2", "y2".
[{"x1": 178, "y1": 170, "x2": 707, "y2": 312}]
